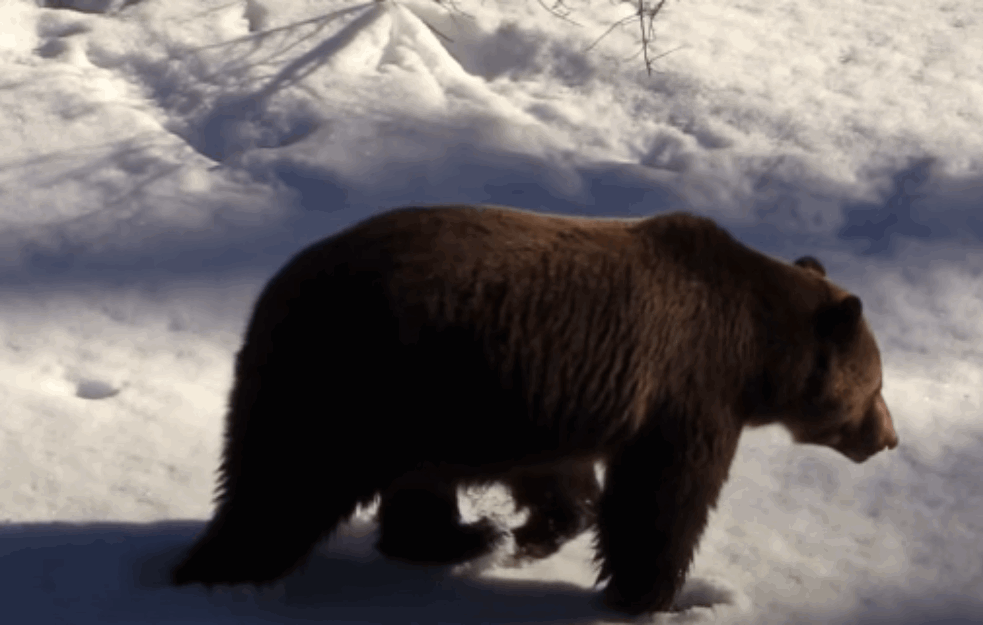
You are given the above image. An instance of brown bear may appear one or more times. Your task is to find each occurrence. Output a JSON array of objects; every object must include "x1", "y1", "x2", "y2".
[{"x1": 170, "y1": 205, "x2": 898, "y2": 615}]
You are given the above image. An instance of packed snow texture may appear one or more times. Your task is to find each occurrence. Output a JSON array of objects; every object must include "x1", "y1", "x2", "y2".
[{"x1": 0, "y1": 0, "x2": 981, "y2": 623}]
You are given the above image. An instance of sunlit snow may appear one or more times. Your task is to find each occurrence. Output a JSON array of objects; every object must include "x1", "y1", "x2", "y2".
[{"x1": 0, "y1": 0, "x2": 981, "y2": 623}]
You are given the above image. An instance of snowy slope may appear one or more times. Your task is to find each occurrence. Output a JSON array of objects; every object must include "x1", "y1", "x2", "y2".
[{"x1": 0, "y1": 0, "x2": 981, "y2": 623}]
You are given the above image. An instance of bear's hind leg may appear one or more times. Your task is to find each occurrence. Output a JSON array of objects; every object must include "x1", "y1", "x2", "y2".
[
  {"x1": 171, "y1": 372, "x2": 375, "y2": 587},
  {"x1": 376, "y1": 471, "x2": 504, "y2": 565},
  {"x1": 171, "y1": 472, "x2": 368, "y2": 587}
]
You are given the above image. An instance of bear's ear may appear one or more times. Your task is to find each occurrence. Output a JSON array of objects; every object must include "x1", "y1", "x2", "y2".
[
  {"x1": 794, "y1": 256, "x2": 826, "y2": 277},
  {"x1": 816, "y1": 295, "x2": 862, "y2": 342}
]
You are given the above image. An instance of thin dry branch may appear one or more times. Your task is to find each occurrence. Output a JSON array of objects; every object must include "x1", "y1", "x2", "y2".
[
  {"x1": 421, "y1": 0, "x2": 678, "y2": 74},
  {"x1": 636, "y1": 0, "x2": 669, "y2": 75},
  {"x1": 585, "y1": 13, "x2": 638, "y2": 53},
  {"x1": 536, "y1": 0, "x2": 581, "y2": 25},
  {"x1": 567, "y1": 0, "x2": 678, "y2": 75}
]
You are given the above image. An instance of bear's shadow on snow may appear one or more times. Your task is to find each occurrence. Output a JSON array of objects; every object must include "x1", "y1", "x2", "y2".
[
  {"x1": 278, "y1": 556, "x2": 601, "y2": 622},
  {"x1": 0, "y1": 519, "x2": 606, "y2": 623},
  {"x1": 2, "y1": 522, "x2": 983, "y2": 624}
]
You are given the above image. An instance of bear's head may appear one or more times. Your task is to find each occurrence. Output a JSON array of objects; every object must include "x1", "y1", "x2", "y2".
[{"x1": 749, "y1": 256, "x2": 899, "y2": 463}]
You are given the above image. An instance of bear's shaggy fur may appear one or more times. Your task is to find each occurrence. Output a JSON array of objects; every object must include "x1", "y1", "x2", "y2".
[{"x1": 171, "y1": 205, "x2": 898, "y2": 614}]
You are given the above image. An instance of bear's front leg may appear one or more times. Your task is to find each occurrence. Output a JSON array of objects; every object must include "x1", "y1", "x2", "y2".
[
  {"x1": 509, "y1": 460, "x2": 600, "y2": 561},
  {"x1": 594, "y1": 417, "x2": 735, "y2": 615}
]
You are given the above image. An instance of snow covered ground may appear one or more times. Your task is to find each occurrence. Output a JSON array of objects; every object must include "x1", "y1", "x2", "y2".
[{"x1": 0, "y1": 0, "x2": 981, "y2": 622}]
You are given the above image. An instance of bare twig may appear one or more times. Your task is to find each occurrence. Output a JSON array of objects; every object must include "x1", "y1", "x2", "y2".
[
  {"x1": 415, "y1": 0, "x2": 679, "y2": 74},
  {"x1": 581, "y1": 0, "x2": 678, "y2": 74},
  {"x1": 536, "y1": 0, "x2": 582, "y2": 26},
  {"x1": 584, "y1": 13, "x2": 638, "y2": 53},
  {"x1": 637, "y1": 0, "x2": 668, "y2": 75}
]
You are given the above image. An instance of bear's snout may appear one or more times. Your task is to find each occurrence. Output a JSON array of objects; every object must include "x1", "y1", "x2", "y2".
[
  {"x1": 837, "y1": 394, "x2": 898, "y2": 463},
  {"x1": 882, "y1": 427, "x2": 899, "y2": 451},
  {"x1": 873, "y1": 394, "x2": 898, "y2": 452}
]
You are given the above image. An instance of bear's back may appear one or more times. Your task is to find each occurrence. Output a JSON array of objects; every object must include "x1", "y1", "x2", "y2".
[{"x1": 335, "y1": 205, "x2": 636, "y2": 269}]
